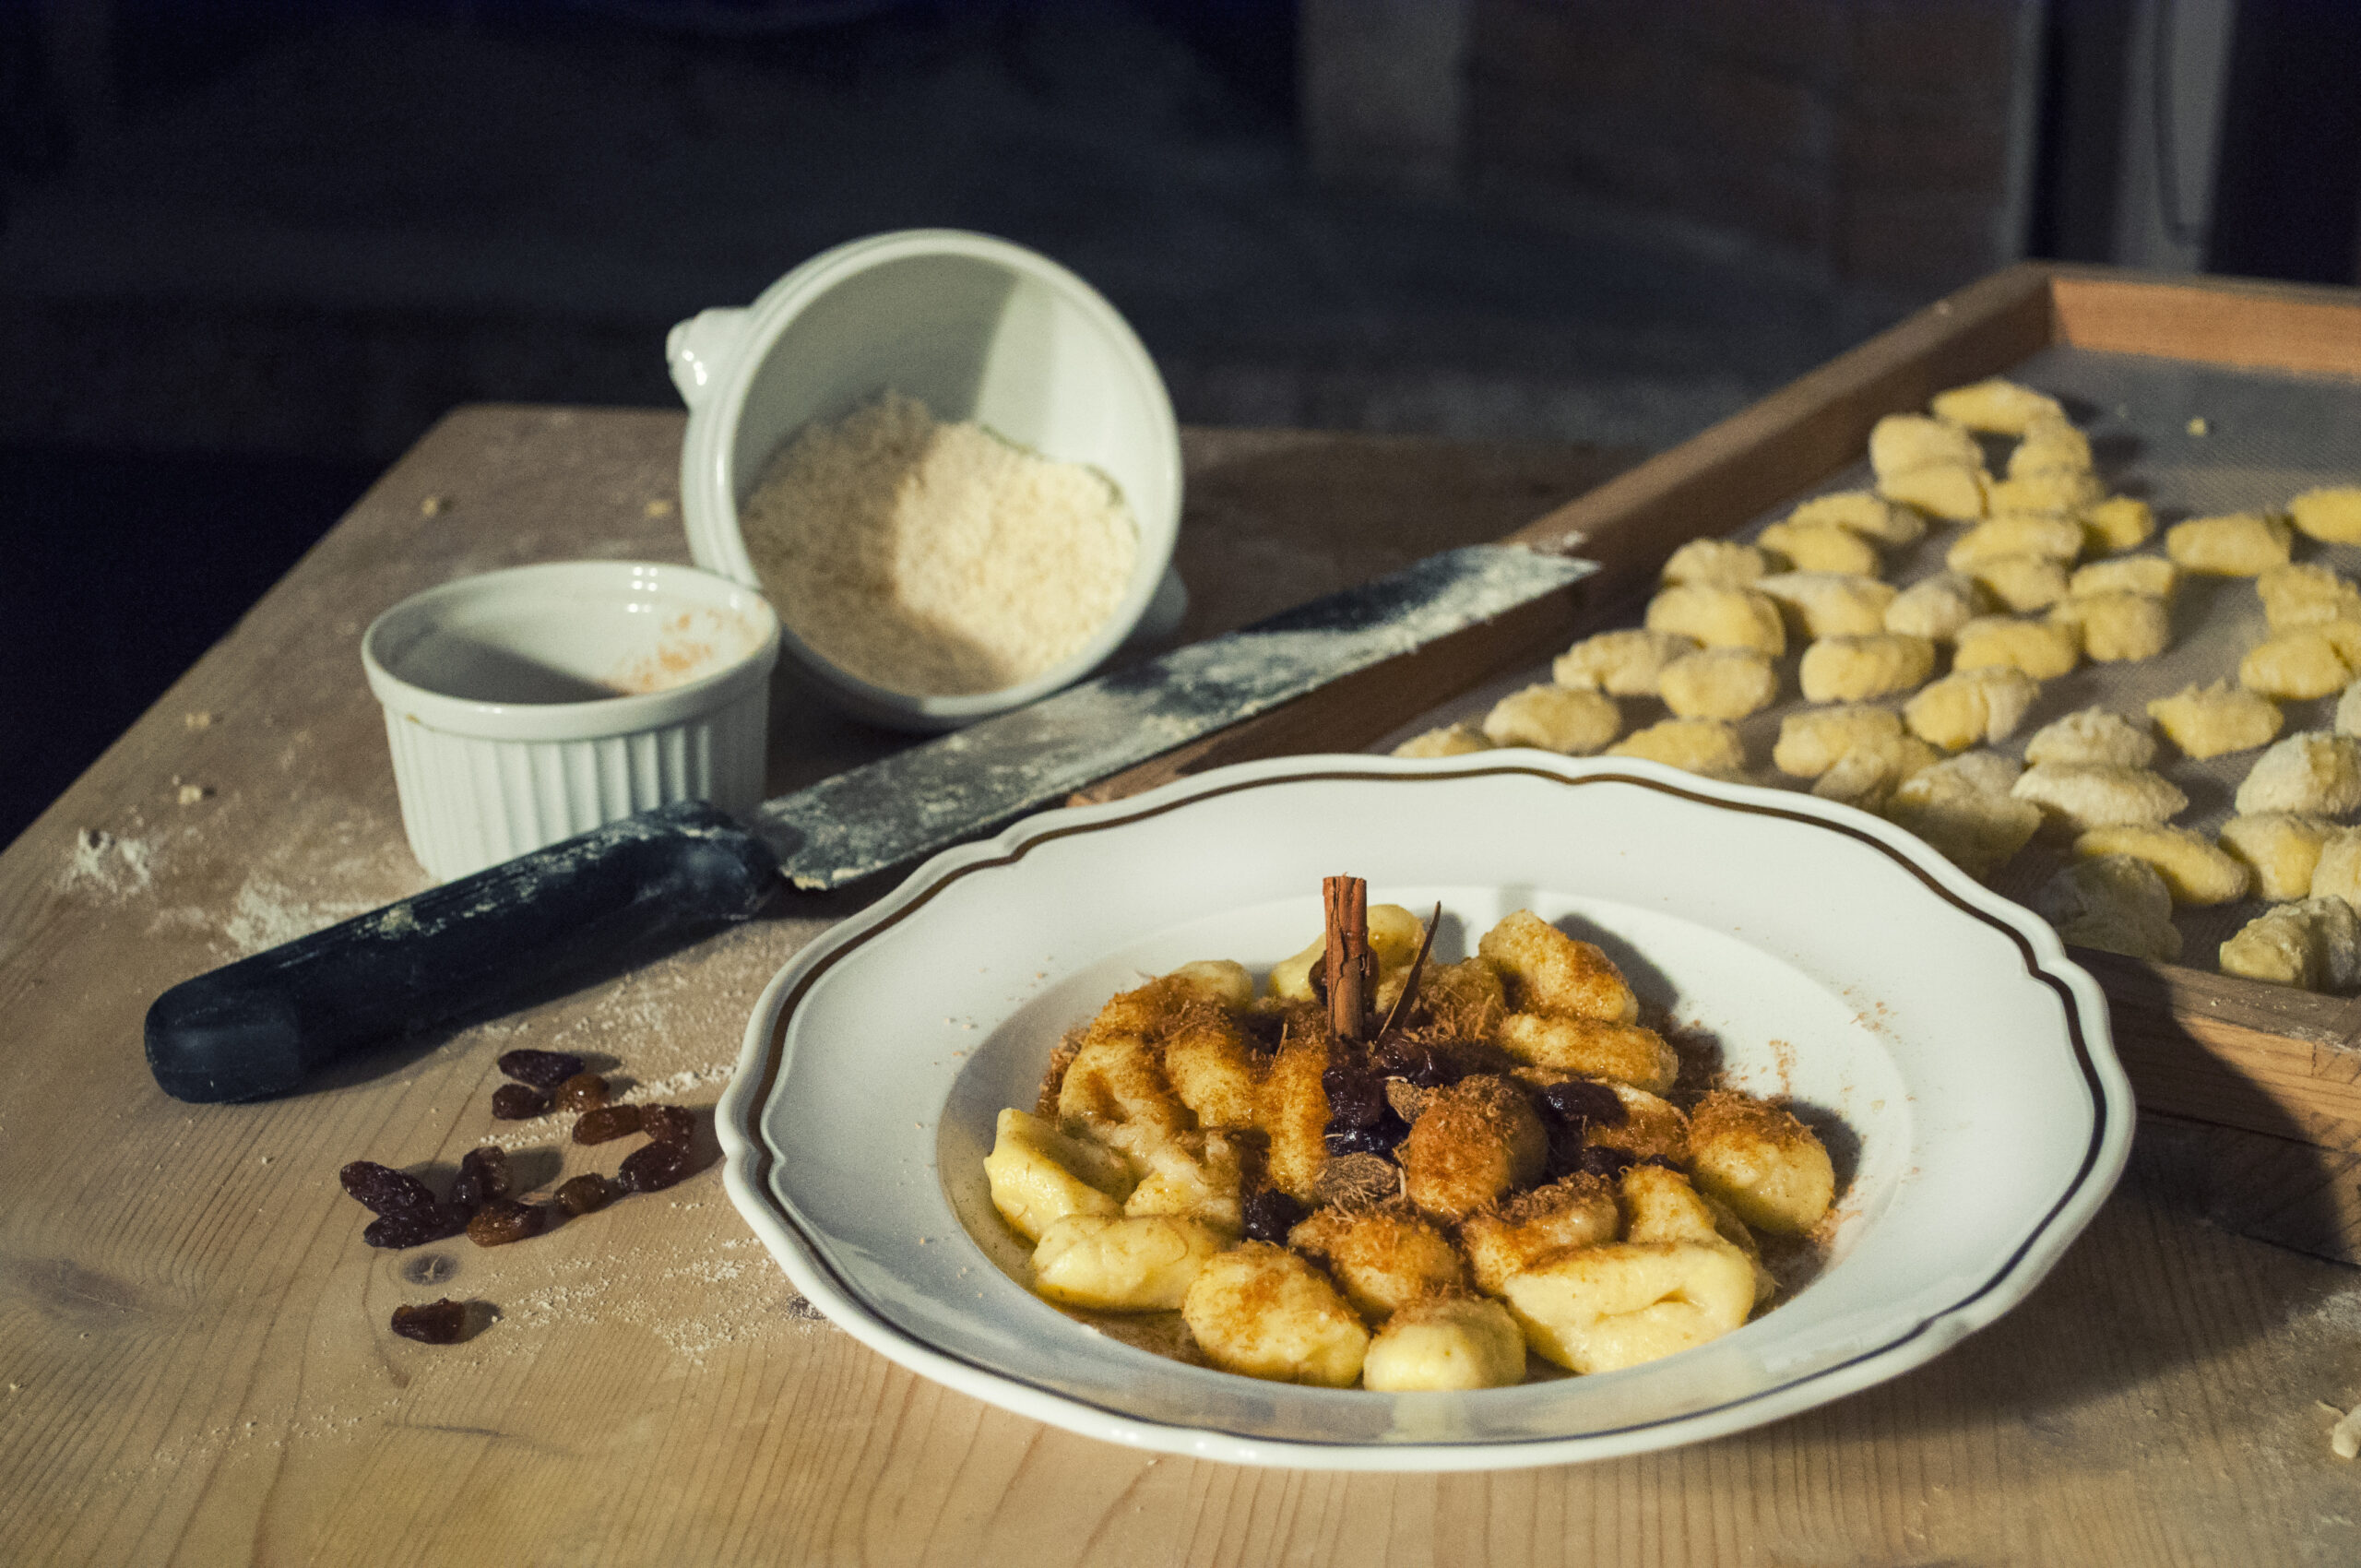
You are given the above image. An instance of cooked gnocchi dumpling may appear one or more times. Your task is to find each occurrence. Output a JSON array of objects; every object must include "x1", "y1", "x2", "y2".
[
  {"x1": 1182, "y1": 1242, "x2": 1369, "y2": 1387},
  {"x1": 988, "y1": 900, "x2": 1845, "y2": 1392},
  {"x1": 1360, "y1": 1296, "x2": 1528, "y2": 1392}
]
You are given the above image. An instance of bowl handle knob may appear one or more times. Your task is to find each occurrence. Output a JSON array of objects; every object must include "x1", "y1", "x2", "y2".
[{"x1": 667, "y1": 308, "x2": 750, "y2": 407}]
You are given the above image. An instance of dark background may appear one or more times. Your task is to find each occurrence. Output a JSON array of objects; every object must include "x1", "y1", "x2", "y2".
[{"x1": 4, "y1": 0, "x2": 2356, "y2": 846}]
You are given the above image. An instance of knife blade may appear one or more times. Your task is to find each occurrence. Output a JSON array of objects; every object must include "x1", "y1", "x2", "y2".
[
  {"x1": 145, "y1": 543, "x2": 1593, "y2": 1100},
  {"x1": 758, "y1": 543, "x2": 1595, "y2": 889}
]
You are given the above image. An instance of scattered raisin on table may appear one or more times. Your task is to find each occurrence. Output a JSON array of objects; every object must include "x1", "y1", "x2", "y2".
[
  {"x1": 618, "y1": 1141, "x2": 694, "y2": 1194},
  {"x1": 390, "y1": 1299, "x2": 471, "y2": 1344},
  {"x1": 495, "y1": 1049, "x2": 585, "y2": 1088},
  {"x1": 466, "y1": 1199, "x2": 548, "y2": 1247},
  {"x1": 448, "y1": 1146, "x2": 510, "y2": 1210},
  {"x1": 491, "y1": 1083, "x2": 552, "y2": 1120},
  {"x1": 554, "y1": 1174, "x2": 613, "y2": 1216},
  {"x1": 553, "y1": 1073, "x2": 610, "y2": 1113},
  {"x1": 637, "y1": 1105, "x2": 693, "y2": 1146},
  {"x1": 574, "y1": 1104, "x2": 643, "y2": 1145},
  {"x1": 363, "y1": 1205, "x2": 470, "y2": 1250},
  {"x1": 339, "y1": 1160, "x2": 439, "y2": 1216}
]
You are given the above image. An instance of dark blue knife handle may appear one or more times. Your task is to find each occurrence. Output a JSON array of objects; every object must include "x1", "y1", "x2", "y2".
[{"x1": 145, "y1": 800, "x2": 779, "y2": 1103}]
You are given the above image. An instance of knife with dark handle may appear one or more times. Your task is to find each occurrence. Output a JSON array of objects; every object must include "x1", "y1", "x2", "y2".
[{"x1": 146, "y1": 544, "x2": 1594, "y2": 1101}]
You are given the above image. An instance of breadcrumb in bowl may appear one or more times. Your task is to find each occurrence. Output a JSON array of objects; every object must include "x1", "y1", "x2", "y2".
[{"x1": 721, "y1": 754, "x2": 2128, "y2": 1469}]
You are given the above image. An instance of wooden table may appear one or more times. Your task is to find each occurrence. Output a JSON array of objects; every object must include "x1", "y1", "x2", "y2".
[{"x1": 5, "y1": 408, "x2": 2358, "y2": 1566}]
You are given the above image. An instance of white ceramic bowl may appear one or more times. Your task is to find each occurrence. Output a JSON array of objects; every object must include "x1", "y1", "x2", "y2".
[
  {"x1": 668, "y1": 228, "x2": 1185, "y2": 731},
  {"x1": 718, "y1": 753, "x2": 2130, "y2": 1469},
  {"x1": 362, "y1": 561, "x2": 780, "y2": 881}
]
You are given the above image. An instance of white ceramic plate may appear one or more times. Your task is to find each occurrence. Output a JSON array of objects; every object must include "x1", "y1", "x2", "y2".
[{"x1": 718, "y1": 754, "x2": 2130, "y2": 1469}]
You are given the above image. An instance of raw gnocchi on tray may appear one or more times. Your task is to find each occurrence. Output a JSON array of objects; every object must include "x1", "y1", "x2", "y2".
[{"x1": 1392, "y1": 370, "x2": 2361, "y2": 997}]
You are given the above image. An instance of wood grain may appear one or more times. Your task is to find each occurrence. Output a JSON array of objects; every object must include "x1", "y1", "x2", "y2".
[
  {"x1": 2051, "y1": 268, "x2": 2361, "y2": 376},
  {"x1": 6, "y1": 405, "x2": 2361, "y2": 1565}
]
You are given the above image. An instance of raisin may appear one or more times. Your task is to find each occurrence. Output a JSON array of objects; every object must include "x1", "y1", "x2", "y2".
[
  {"x1": 617, "y1": 1140, "x2": 695, "y2": 1193},
  {"x1": 1323, "y1": 1116, "x2": 1407, "y2": 1158},
  {"x1": 1537, "y1": 1078, "x2": 1628, "y2": 1130},
  {"x1": 574, "y1": 1104, "x2": 643, "y2": 1145},
  {"x1": 1374, "y1": 1039, "x2": 1458, "y2": 1088},
  {"x1": 1544, "y1": 1123, "x2": 1588, "y2": 1181},
  {"x1": 448, "y1": 1146, "x2": 510, "y2": 1210},
  {"x1": 362, "y1": 1205, "x2": 470, "y2": 1249},
  {"x1": 466, "y1": 1199, "x2": 547, "y2": 1247},
  {"x1": 339, "y1": 1160, "x2": 438, "y2": 1216},
  {"x1": 1321, "y1": 1047, "x2": 1390, "y2": 1130},
  {"x1": 1577, "y1": 1146, "x2": 1637, "y2": 1182},
  {"x1": 1240, "y1": 1189, "x2": 1306, "y2": 1244},
  {"x1": 492, "y1": 1083, "x2": 551, "y2": 1120},
  {"x1": 553, "y1": 1073, "x2": 610, "y2": 1113},
  {"x1": 496, "y1": 1049, "x2": 585, "y2": 1088},
  {"x1": 638, "y1": 1105, "x2": 693, "y2": 1146},
  {"x1": 553, "y1": 1174, "x2": 613, "y2": 1216},
  {"x1": 390, "y1": 1299, "x2": 470, "y2": 1344}
]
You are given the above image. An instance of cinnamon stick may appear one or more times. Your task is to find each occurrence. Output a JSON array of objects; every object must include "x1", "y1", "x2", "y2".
[{"x1": 1323, "y1": 875, "x2": 1374, "y2": 1041}]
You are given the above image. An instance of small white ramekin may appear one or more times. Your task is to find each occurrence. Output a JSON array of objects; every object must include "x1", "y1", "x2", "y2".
[{"x1": 362, "y1": 561, "x2": 780, "y2": 881}]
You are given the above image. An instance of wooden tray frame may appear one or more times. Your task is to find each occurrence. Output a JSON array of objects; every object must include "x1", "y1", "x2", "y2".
[{"x1": 1085, "y1": 262, "x2": 2361, "y2": 1263}]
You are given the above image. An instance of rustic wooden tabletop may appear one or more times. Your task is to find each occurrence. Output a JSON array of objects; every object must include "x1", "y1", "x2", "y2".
[{"x1": 4, "y1": 406, "x2": 2357, "y2": 1566}]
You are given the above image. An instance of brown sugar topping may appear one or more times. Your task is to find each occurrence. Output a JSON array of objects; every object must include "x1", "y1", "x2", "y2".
[{"x1": 1692, "y1": 1088, "x2": 1811, "y2": 1148}]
